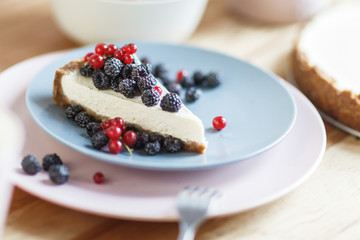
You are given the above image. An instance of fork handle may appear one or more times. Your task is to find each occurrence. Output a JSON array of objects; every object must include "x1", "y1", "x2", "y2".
[{"x1": 177, "y1": 222, "x2": 197, "y2": 240}]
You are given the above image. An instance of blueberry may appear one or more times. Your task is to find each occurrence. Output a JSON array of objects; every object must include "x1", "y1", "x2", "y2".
[
  {"x1": 49, "y1": 164, "x2": 69, "y2": 184},
  {"x1": 21, "y1": 155, "x2": 41, "y2": 175}
]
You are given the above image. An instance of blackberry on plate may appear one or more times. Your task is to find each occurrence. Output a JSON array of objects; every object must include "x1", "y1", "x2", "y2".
[
  {"x1": 185, "y1": 87, "x2": 202, "y2": 103},
  {"x1": 75, "y1": 111, "x2": 91, "y2": 128},
  {"x1": 80, "y1": 63, "x2": 94, "y2": 77},
  {"x1": 153, "y1": 63, "x2": 168, "y2": 78},
  {"x1": 144, "y1": 141, "x2": 161, "y2": 155},
  {"x1": 119, "y1": 79, "x2": 138, "y2": 98},
  {"x1": 49, "y1": 164, "x2": 69, "y2": 184},
  {"x1": 65, "y1": 105, "x2": 82, "y2": 120},
  {"x1": 141, "y1": 88, "x2": 160, "y2": 107},
  {"x1": 91, "y1": 131, "x2": 109, "y2": 149},
  {"x1": 42, "y1": 153, "x2": 63, "y2": 171},
  {"x1": 86, "y1": 122, "x2": 101, "y2": 137},
  {"x1": 163, "y1": 136, "x2": 182, "y2": 153},
  {"x1": 137, "y1": 75, "x2": 157, "y2": 91},
  {"x1": 104, "y1": 57, "x2": 123, "y2": 78},
  {"x1": 134, "y1": 131, "x2": 149, "y2": 149},
  {"x1": 121, "y1": 64, "x2": 136, "y2": 79},
  {"x1": 203, "y1": 72, "x2": 221, "y2": 88},
  {"x1": 92, "y1": 69, "x2": 111, "y2": 90},
  {"x1": 166, "y1": 82, "x2": 182, "y2": 95},
  {"x1": 131, "y1": 65, "x2": 148, "y2": 80},
  {"x1": 21, "y1": 155, "x2": 41, "y2": 175},
  {"x1": 160, "y1": 93, "x2": 182, "y2": 112},
  {"x1": 192, "y1": 71, "x2": 204, "y2": 86},
  {"x1": 149, "y1": 133, "x2": 164, "y2": 146},
  {"x1": 179, "y1": 76, "x2": 195, "y2": 88}
]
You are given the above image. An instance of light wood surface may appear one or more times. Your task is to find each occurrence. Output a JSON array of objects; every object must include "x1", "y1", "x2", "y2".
[{"x1": 1, "y1": 0, "x2": 360, "y2": 239}]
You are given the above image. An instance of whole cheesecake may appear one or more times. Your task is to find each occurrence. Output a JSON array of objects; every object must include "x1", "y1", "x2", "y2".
[
  {"x1": 53, "y1": 56, "x2": 207, "y2": 154},
  {"x1": 293, "y1": 0, "x2": 360, "y2": 131}
]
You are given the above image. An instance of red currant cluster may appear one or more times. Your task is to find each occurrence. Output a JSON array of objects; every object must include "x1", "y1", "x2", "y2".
[
  {"x1": 100, "y1": 117, "x2": 138, "y2": 154},
  {"x1": 84, "y1": 43, "x2": 138, "y2": 69}
]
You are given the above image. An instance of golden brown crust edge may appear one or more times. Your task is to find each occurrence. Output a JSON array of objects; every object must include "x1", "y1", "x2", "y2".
[
  {"x1": 52, "y1": 59, "x2": 206, "y2": 154},
  {"x1": 292, "y1": 44, "x2": 360, "y2": 131}
]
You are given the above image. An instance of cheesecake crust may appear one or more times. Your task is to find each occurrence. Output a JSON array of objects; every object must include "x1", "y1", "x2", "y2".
[{"x1": 53, "y1": 59, "x2": 207, "y2": 153}]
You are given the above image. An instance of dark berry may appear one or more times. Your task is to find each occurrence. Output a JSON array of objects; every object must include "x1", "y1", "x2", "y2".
[
  {"x1": 119, "y1": 79, "x2": 138, "y2": 98},
  {"x1": 120, "y1": 64, "x2": 136, "y2": 79},
  {"x1": 104, "y1": 57, "x2": 123, "y2": 78},
  {"x1": 91, "y1": 131, "x2": 109, "y2": 149},
  {"x1": 142, "y1": 63, "x2": 152, "y2": 75},
  {"x1": 137, "y1": 75, "x2": 157, "y2": 91},
  {"x1": 166, "y1": 82, "x2": 182, "y2": 95},
  {"x1": 141, "y1": 57, "x2": 151, "y2": 65},
  {"x1": 79, "y1": 63, "x2": 94, "y2": 77},
  {"x1": 160, "y1": 93, "x2": 182, "y2": 112},
  {"x1": 149, "y1": 133, "x2": 164, "y2": 146},
  {"x1": 144, "y1": 141, "x2": 161, "y2": 155},
  {"x1": 134, "y1": 131, "x2": 149, "y2": 149},
  {"x1": 141, "y1": 88, "x2": 160, "y2": 107},
  {"x1": 74, "y1": 111, "x2": 91, "y2": 128},
  {"x1": 42, "y1": 153, "x2": 63, "y2": 171},
  {"x1": 203, "y1": 72, "x2": 221, "y2": 88},
  {"x1": 86, "y1": 122, "x2": 101, "y2": 137},
  {"x1": 179, "y1": 76, "x2": 195, "y2": 88},
  {"x1": 65, "y1": 105, "x2": 82, "y2": 120},
  {"x1": 49, "y1": 164, "x2": 69, "y2": 184},
  {"x1": 111, "y1": 77, "x2": 121, "y2": 91},
  {"x1": 21, "y1": 155, "x2": 41, "y2": 175},
  {"x1": 153, "y1": 64, "x2": 168, "y2": 78},
  {"x1": 131, "y1": 64, "x2": 149, "y2": 80},
  {"x1": 193, "y1": 71, "x2": 204, "y2": 86},
  {"x1": 92, "y1": 69, "x2": 111, "y2": 90},
  {"x1": 185, "y1": 87, "x2": 202, "y2": 103},
  {"x1": 163, "y1": 136, "x2": 182, "y2": 153}
]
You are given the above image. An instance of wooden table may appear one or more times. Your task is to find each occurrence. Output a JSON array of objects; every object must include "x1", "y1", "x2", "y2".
[{"x1": 1, "y1": 0, "x2": 360, "y2": 239}]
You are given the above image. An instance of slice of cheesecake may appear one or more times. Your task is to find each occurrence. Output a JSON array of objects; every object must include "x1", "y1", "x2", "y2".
[
  {"x1": 293, "y1": 0, "x2": 360, "y2": 131},
  {"x1": 53, "y1": 58, "x2": 207, "y2": 153}
]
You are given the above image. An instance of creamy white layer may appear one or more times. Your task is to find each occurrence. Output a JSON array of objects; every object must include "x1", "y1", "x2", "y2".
[
  {"x1": 61, "y1": 70, "x2": 207, "y2": 145},
  {"x1": 298, "y1": 0, "x2": 360, "y2": 93}
]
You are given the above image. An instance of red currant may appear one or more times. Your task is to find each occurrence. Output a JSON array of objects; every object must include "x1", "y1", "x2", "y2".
[
  {"x1": 93, "y1": 172, "x2": 105, "y2": 184},
  {"x1": 84, "y1": 52, "x2": 94, "y2": 62},
  {"x1": 89, "y1": 54, "x2": 105, "y2": 69},
  {"x1": 100, "y1": 119, "x2": 112, "y2": 130},
  {"x1": 154, "y1": 86, "x2": 162, "y2": 95},
  {"x1": 108, "y1": 139, "x2": 123, "y2": 154},
  {"x1": 123, "y1": 54, "x2": 134, "y2": 64},
  {"x1": 113, "y1": 49, "x2": 125, "y2": 61},
  {"x1": 111, "y1": 117, "x2": 126, "y2": 132},
  {"x1": 212, "y1": 116, "x2": 227, "y2": 130},
  {"x1": 176, "y1": 70, "x2": 188, "y2": 83},
  {"x1": 106, "y1": 44, "x2": 118, "y2": 56},
  {"x1": 106, "y1": 126, "x2": 122, "y2": 140},
  {"x1": 95, "y1": 43, "x2": 107, "y2": 56},
  {"x1": 125, "y1": 43, "x2": 137, "y2": 54},
  {"x1": 122, "y1": 131, "x2": 137, "y2": 146}
]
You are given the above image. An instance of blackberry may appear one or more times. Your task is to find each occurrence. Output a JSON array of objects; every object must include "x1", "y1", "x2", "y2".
[
  {"x1": 149, "y1": 133, "x2": 164, "y2": 146},
  {"x1": 185, "y1": 87, "x2": 202, "y2": 103},
  {"x1": 111, "y1": 77, "x2": 121, "y2": 91},
  {"x1": 21, "y1": 155, "x2": 41, "y2": 175},
  {"x1": 121, "y1": 64, "x2": 136, "y2": 79},
  {"x1": 74, "y1": 111, "x2": 91, "y2": 128},
  {"x1": 134, "y1": 131, "x2": 149, "y2": 149},
  {"x1": 140, "y1": 57, "x2": 151, "y2": 65},
  {"x1": 104, "y1": 57, "x2": 123, "y2": 78},
  {"x1": 86, "y1": 122, "x2": 101, "y2": 137},
  {"x1": 126, "y1": 125, "x2": 138, "y2": 132},
  {"x1": 137, "y1": 75, "x2": 157, "y2": 91},
  {"x1": 131, "y1": 64, "x2": 149, "y2": 80},
  {"x1": 163, "y1": 136, "x2": 182, "y2": 153},
  {"x1": 119, "y1": 79, "x2": 138, "y2": 98},
  {"x1": 91, "y1": 131, "x2": 109, "y2": 149},
  {"x1": 192, "y1": 71, "x2": 204, "y2": 86},
  {"x1": 144, "y1": 141, "x2": 161, "y2": 155},
  {"x1": 49, "y1": 164, "x2": 69, "y2": 184},
  {"x1": 79, "y1": 63, "x2": 94, "y2": 77},
  {"x1": 65, "y1": 105, "x2": 82, "y2": 120},
  {"x1": 141, "y1": 88, "x2": 160, "y2": 107},
  {"x1": 42, "y1": 153, "x2": 63, "y2": 171},
  {"x1": 166, "y1": 82, "x2": 182, "y2": 95},
  {"x1": 179, "y1": 76, "x2": 195, "y2": 88},
  {"x1": 142, "y1": 63, "x2": 152, "y2": 75},
  {"x1": 203, "y1": 72, "x2": 221, "y2": 88},
  {"x1": 92, "y1": 69, "x2": 111, "y2": 90},
  {"x1": 153, "y1": 64, "x2": 168, "y2": 78},
  {"x1": 160, "y1": 93, "x2": 182, "y2": 112},
  {"x1": 157, "y1": 75, "x2": 172, "y2": 87}
]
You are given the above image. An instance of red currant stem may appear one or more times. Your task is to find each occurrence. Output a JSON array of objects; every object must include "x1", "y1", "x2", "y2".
[{"x1": 119, "y1": 137, "x2": 134, "y2": 156}]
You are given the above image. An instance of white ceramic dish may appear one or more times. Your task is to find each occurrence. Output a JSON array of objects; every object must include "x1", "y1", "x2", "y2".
[
  {"x1": 50, "y1": 0, "x2": 208, "y2": 44},
  {"x1": 0, "y1": 52, "x2": 326, "y2": 221}
]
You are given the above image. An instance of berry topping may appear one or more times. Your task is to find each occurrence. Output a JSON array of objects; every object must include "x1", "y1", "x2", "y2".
[
  {"x1": 144, "y1": 141, "x2": 161, "y2": 155},
  {"x1": 123, "y1": 53, "x2": 134, "y2": 64},
  {"x1": 104, "y1": 57, "x2": 123, "y2": 78},
  {"x1": 163, "y1": 136, "x2": 182, "y2": 153},
  {"x1": 124, "y1": 43, "x2": 137, "y2": 54},
  {"x1": 84, "y1": 52, "x2": 94, "y2": 62},
  {"x1": 160, "y1": 93, "x2": 182, "y2": 112},
  {"x1": 110, "y1": 77, "x2": 121, "y2": 91},
  {"x1": 89, "y1": 54, "x2": 105, "y2": 69},
  {"x1": 179, "y1": 76, "x2": 195, "y2": 88},
  {"x1": 203, "y1": 72, "x2": 221, "y2": 88},
  {"x1": 154, "y1": 86, "x2": 162, "y2": 95},
  {"x1": 86, "y1": 122, "x2": 101, "y2": 137},
  {"x1": 42, "y1": 153, "x2": 63, "y2": 171},
  {"x1": 131, "y1": 65, "x2": 148, "y2": 80},
  {"x1": 176, "y1": 70, "x2": 188, "y2": 83},
  {"x1": 108, "y1": 139, "x2": 123, "y2": 154},
  {"x1": 49, "y1": 164, "x2": 69, "y2": 184},
  {"x1": 149, "y1": 133, "x2": 164, "y2": 146},
  {"x1": 185, "y1": 87, "x2": 202, "y2": 103},
  {"x1": 93, "y1": 172, "x2": 105, "y2": 184},
  {"x1": 92, "y1": 69, "x2": 111, "y2": 89},
  {"x1": 111, "y1": 117, "x2": 126, "y2": 132},
  {"x1": 100, "y1": 119, "x2": 112, "y2": 130},
  {"x1": 95, "y1": 43, "x2": 107, "y2": 56},
  {"x1": 118, "y1": 79, "x2": 138, "y2": 98},
  {"x1": 80, "y1": 63, "x2": 94, "y2": 77},
  {"x1": 192, "y1": 71, "x2": 204, "y2": 86},
  {"x1": 74, "y1": 111, "x2": 91, "y2": 128},
  {"x1": 134, "y1": 131, "x2": 149, "y2": 149},
  {"x1": 213, "y1": 116, "x2": 226, "y2": 130},
  {"x1": 120, "y1": 64, "x2": 136, "y2": 79},
  {"x1": 21, "y1": 155, "x2": 41, "y2": 175},
  {"x1": 65, "y1": 105, "x2": 82, "y2": 120},
  {"x1": 114, "y1": 49, "x2": 125, "y2": 61},
  {"x1": 122, "y1": 131, "x2": 137, "y2": 146},
  {"x1": 91, "y1": 131, "x2": 109, "y2": 149},
  {"x1": 106, "y1": 126, "x2": 122, "y2": 140},
  {"x1": 106, "y1": 44, "x2": 118, "y2": 57},
  {"x1": 141, "y1": 88, "x2": 160, "y2": 107},
  {"x1": 153, "y1": 64, "x2": 168, "y2": 79},
  {"x1": 137, "y1": 75, "x2": 157, "y2": 91},
  {"x1": 166, "y1": 82, "x2": 182, "y2": 95}
]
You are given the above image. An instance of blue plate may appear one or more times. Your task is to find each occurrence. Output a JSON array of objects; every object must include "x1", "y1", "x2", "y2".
[{"x1": 26, "y1": 42, "x2": 296, "y2": 170}]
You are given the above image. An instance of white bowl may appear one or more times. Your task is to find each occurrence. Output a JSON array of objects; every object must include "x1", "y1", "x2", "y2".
[{"x1": 50, "y1": 0, "x2": 208, "y2": 44}]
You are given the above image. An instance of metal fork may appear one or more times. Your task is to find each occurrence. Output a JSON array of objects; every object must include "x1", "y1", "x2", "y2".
[{"x1": 176, "y1": 186, "x2": 221, "y2": 240}]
